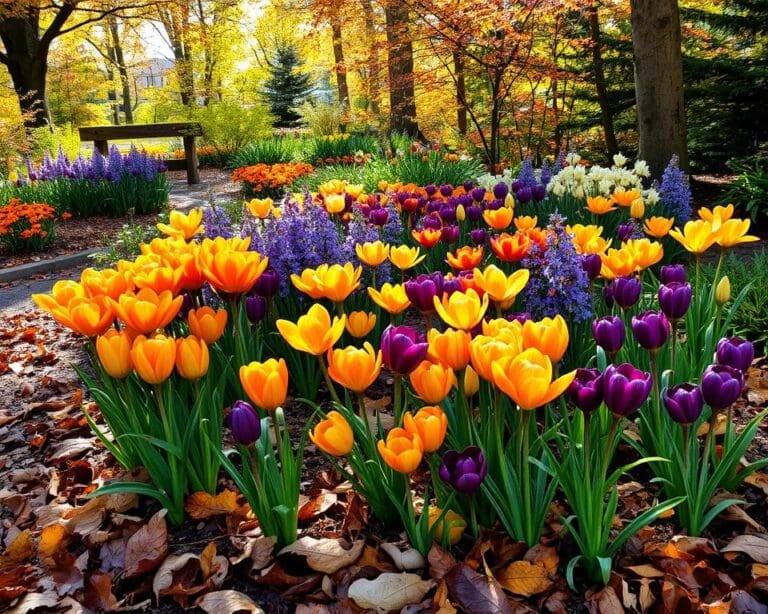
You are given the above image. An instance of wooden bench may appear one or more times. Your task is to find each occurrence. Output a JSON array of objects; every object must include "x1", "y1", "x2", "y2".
[{"x1": 79, "y1": 122, "x2": 203, "y2": 185}]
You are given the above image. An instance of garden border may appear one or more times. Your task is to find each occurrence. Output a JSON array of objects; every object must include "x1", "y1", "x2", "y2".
[{"x1": 0, "y1": 248, "x2": 101, "y2": 284}]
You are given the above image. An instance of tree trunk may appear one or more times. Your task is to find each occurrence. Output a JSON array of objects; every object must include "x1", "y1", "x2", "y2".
[
  {"x1": 589, "y1": 2, "x2": 618, "y2": 160},
  {"x1": 0, "y1": 15, "x2": 53, "y2": 129},
  {"x1": 384, "y1": 2, "x2": 419, "y2": 137},
  {"x1": 331, "y1": 15, "x2": 350, "y2": 109},
  {"x1": 158, "y1": 4, "x2": 195, "y2": 107},
  {"x1": 360, "y1": 0, "x2": 380, "y2": 115},
  {"x1": 453, "y1": 50, "x2": 467, "y2": 135},
  {"x1": 630, "y1": 0, "x2": 688, "y2": 176},
  {"x1": 108, "y1": 17, "x2": 133, "y2": 123}
]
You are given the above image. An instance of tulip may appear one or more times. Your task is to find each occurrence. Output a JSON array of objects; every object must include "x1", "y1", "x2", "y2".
[
  {"x1": 39, "y1": 295, "x2": 115, "y2": 337},
  {"x1": 701, "y1": 364, "x2": 743, "y2": 410},
  {"x1": 96, "y1": 329, "x2": 133, "y2": 379},
  {"x1": 715, "y1": 275, "x2": 731, "y2": 306},
  {"x1": 80, "y1": 267, "x2": 131, "y2": 300},
  {"x1": 327, "y1": 343, "x2": 382, "y2": 393},
  {"x1": 490, "y1": 232, "x2": 531, "y2": 262},
  {"x1": 493, "y1": 182, "x2": 509, "y2": 200},
  {"x1": 389, "y1": 245, "x2": 426, "y2": 270},
  {"x1": 187, "y1": 306, "x2": 227, "y2": 344},
  {"x1": 324, "y1": 193, "x2": 346, "y2": 214},
  {"x1": 592, "y1": 315, "x2": 626, "y2": 354},
  {"x1": 658, "y1": 282, "x2": 692, "y2": 321},
  {"x1": 131, "y1": 334, "x2": 176, "y2": 385},
  {"x1": 462, "y1": 366, "x2": 480, "y2": 397},
  {"x1": 521, "y1": 315, "x2": 569, "y2": 363},
  {"x1": 405, "y1": 273, "x2": 443, "y2": 314},
  {"x1": 492, "y1": 348, "x2": 576, "y2": 410},
  {"x1": 660, "y1": 264, "x2": 687, "y2": 285},
  {"x1": 440, "y1": 225, "x2": 460, "y2": 244},
  {"x1": 403, "y1": 406, "x2": 448, "y2": 452},
  {"x1": 439, "y1": 446, "x2": 487, "y2": 494},
  {"x1": 716, "y1": 219, "x2": 759, "y2": 248},
  {"x1": 377, "y1": 427, "x2": 424, "y2": 473},
  {"x1": 611, "y1": 190, "x2": 641, "y2": 208},
  {"x1": 132, "y1": 263, "x2": 183, "y2": 295},
  {"x1": 662, "y1": 383, "x2": 704, "y2": 424},
  {"x1": 517, "y1": 187, "x2": 533, "y2": 203},
  {"x1": 247, "y1": 197, "x2": 273, "y2": 219},
  {"x1": 368, "y1": 283, "x2": 411, "y2": 315},
  {"x1": 631, "y1": 310, "x2": 671, "y2": 351},
  {"x1": 412, "y1": 227, "x2": 442, "y2": 248},
  {"x1": 427, "y1": 507, "x2": 466, "y2": 545},
  {"x1": 716, "y1": 337, "x2": 754, "y2": 374},
  {"x1": 427, "y1": 328, "x2": 471, "y2": 371},
  {"x1": 471, "y1": 187, "x2": 486, "y2": 202},
  {"x1": 198, "y1": 237, "x2": 268, "y2": 297},
  {"x1": 355, "y1": 241, "x2": 389, "y2": 267},
  {"x1": 369, "y1": 207, "x2": 389, "y2": 226},
  {"x1": 229, "y1": 400, "x2": 261, "y2": 445},
  {"x1": 469, "y1": 334, "x2": 522, "y2": 382},
  {"x1": 601, "y1": 247, "x2": 635, "y2": 279},
  {"x1": 276, "y1": 304, "x2": 345, "y2": 356},
  {"x1": 446, "y1": 246, "x2": 484, "y2": 271},
  {"x1": 345, "y1": 311, "x2": 377, "y2": 338},
  {"x1": 514, "y1": 215, "x2": 538, "y2": 232},
  {"x1": 409, "y1": 360, "x2": 456, "y2": 404},
  {"x1": 699, "y1": 204, "x2": 734, "y2": 226},
  {"x1": 624, "y1": 238, "x2": 664, "y2": 272},
  {"x1": 669, "y1": 220, "x2": 718, "y2": 254},
  {"x1": 253, "y1": 268, "x2": 280, "y2": 298},
  {"x1": 610, "y1": 276, "x2": 641, "y2": 310},
  {"x1": 483, "y1": 206, "x2": 514, "y2": 230},
  {"x1": 245, "y1": 295, "x2": 267, "y2": 324},
  {"x1": 309, "y1": 411, "x2": 354, "y2": 456},
  {"x1": 603, "y1": 363, "x2": 652, "y2": 416},
  {"x1": 566, "y1": 368, "x2": 604, "y2": 414},
  {"x1": 644, "y1": 216, "x2": 675, "y2": 239},
  {"x1": 32, "y1": 280, "x2": 84, "y2": 314},
  {"x1": 472, "y1": 265, "x2": 529, "y2": 307},
  {"x1": 109, "y1": 288, "x2": 182, "y2": 335},
  {"x1": 239, "y1": 358, "x2": 289, "y2": 411},
  {"x1": 582, "y1": 254, "x2": 602, "y2": 281},
  {"x1": 156, "y1": 208, "x2": 203, "y2": 240},
  {"x1": 303, "y1": 263, "x2": 362, "y2": 303},
  {"x1": 175, "y1": 335, "x2": 210, "y2": 380},
  {"x1": 586, "y1": 196, "x2": 616, "y2": 215},
  {"x1": 380, "y1": 325, "x2": 429, "y2": 375},
  {"x1": 433, "y1": 289, "x2": 489, "y2": 331}
]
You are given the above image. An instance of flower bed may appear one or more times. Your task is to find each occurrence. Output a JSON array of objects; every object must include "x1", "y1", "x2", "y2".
[
  {"x1": 0, "y1": 197, "x2": 67, "y2": 254},
  {"x1": 231, "y1": 161, "x2": 314, "y2": 197}
]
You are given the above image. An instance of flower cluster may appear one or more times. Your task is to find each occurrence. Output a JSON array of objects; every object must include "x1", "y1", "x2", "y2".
[
  {"x1": 231, "y1": 162, "x2": 314, "y2": 197},
  {"x1": 0, "y1": 198, "x2": 63, "y2": 253},
  {"x1": 659, "y1": 154, "x2": 693, "y2": 222}
]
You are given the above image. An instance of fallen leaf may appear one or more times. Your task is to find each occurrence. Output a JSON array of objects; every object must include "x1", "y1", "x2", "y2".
[
  {"x1": 626, "y1": 564, "x2": 664, "y2": 578},
  {"x1": 722, "y1": 534, "x2": 768, "y2": 563},
  {"x1": 84, "y1": 572, "x2": 118, "y2": 611},
  {"x1": 39, "y1": 524, "x2": 68, "y2": 560},
  {"x1": 586, "y1": 585, "x2": 623, "y2": 614},
  {"x1": 348, "y1": 572, "x2": 435, "y2": 611},
  {"x1": 428, "y1": 544, "x2": 457, "y2": 581},
  {"x1": 297, "y1": 492, "x2": 337, "y2": 521},
  {"x1": 730, "y1": 589, "x2": 768, "y2": 614},
  {"x1": 186, "y1": 490, "x2": 247, "y2": 519},
  {"x1": 124, "y1": 509, "x2": 168, "y2": 578},
  {"x1": 0, "y1": 530, "x2": 34, "y2": 570},
  {"x1": 745, "y1": 472, "x2": 768, "y2": 496},
  {"x1": 46, "y1": 438, "x2": 94, "y2": 463},
  {"x1": 196, "y1": 590, "x2": 265, "y2": 613},
  {"x1": 523, "y1": 544, "x2": 558, "y2": 574},
  {"x1": 638, "y1": 577, "x2": 655, "y2": 612},
  {"x1": 381, "y1": 543, "x2": 425, "y2": 571},
  {"x1": 279, "y1": 537, "x2": 364, "y2": 574},
  {"x1": 753, "y1": 563, "x2": 768, "y2": 577},
  {"x1": 445, "y1": 563, "x2": 513, "y2": 614},
  {"x1": 496, "y1": 560, "x2": 552, "y2": 597},
  {"x1": 697, "y1": 414, "x2": 727, "y2": 436},
  {"x1": 5, "y1": 589, "x2": 59, "y2": 613}
]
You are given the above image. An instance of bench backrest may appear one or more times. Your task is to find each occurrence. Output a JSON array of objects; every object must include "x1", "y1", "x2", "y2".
[{"x1": 79, "y1": 122, "x2": 203, "y2": 141}]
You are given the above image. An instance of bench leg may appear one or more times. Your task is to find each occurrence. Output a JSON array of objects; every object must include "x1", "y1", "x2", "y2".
[
  {"x1": 94, "y1": 140, "x2": 108, "y2": 156},
  {"x1": 183, "y1": 136, "x2": 200, "y2": 185}
]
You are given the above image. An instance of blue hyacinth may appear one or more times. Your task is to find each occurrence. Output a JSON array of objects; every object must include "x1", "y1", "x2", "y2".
[{"x1": 659, "y1": 155, "x2": 692, "y2": 222}]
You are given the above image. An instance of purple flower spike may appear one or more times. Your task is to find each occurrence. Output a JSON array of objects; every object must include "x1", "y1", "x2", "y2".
[
  {"x1": 567, "y1": 368, "x2": 604, "y2": 414},
  {"x1": 658, "y1": 282, "x2": 692, "y2": 321},
  {"x1": 631, "y1": 310, "x2": 671, "y2": 351},
  {"x1": 592, "y1": 315, "x2": 626, "y2": 354},
  {"x1": 439, "y1": 446, "x2": 487, "y2": 494},
  {"x1": 716, "y1": 337, "x2": 754, "y2": 374},
  {"x1": 229, "y1": 400, "x2": 262, "y2": 445},
  {"x1": 701, "y1": 364, "x2": 744, "y2": 410},
  {"x1": 663, "y1": 383, "x2": 704, "y2": 424},
  {"x1": 603, "y1": 363, "x2": 652, "y2": 416},
  {"x1": 380, "y1": 325, "x2": 429, "y2": 375}
]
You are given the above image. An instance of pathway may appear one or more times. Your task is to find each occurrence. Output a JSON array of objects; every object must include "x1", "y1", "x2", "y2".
[{"x1": 168, "y1": 167, "x2": 241, "y2": 211}]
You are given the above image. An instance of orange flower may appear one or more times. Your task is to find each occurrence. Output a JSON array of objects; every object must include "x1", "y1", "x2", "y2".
[
  {"x1": 514, "y1": 215, "x2": 538, "y2": 232},
  {"x1": 623, "y1": 238, "x2": 663, "y2": 271},
  {"x1": 131, "y1": 334, "x2": 176, "y2": 384},
  {"x1": 403, "y1": 406, "x2": 447, "y2": 452},
  {"x1": 80, "y1": 268, "x2": 132, "y2": 300},
  {"x1": 239, "y1": 358, "x2": 289, "y2": 411},
  {"x1": 586, "y1": 196, "x2": 616, "y2": 215},
  {"x1": 427, "y1": 328, "x2": 471, "y2": 371},
  {"x1": 522, "y1": 315, "x2": 569, "y2": 363},
  {"x1": 610, "y1": 190, "x2": 641, "y2": 208},
  {"x1": 188, "y1": 306, "x2": 228, "y2": 344},
  {"x1": 310, "y1": 411, "x2": 354, "y2": 456},
  {"x1": 600, "y1": 248, "x2": 636, "y2": 280},
  {"x1": 446, "y1": 245, "x2": 483, "y2": 271},
  {"x1": 368, "y1": 283, "x2": 411, "y2": 314},
  {"x1": 377, "y1": 428, "x2": 423, "y2": 473},
  {"x1": 483, "y1": 207, "x2": 514, "y2": 230},
  {"x1": 198, "y1": 237, "x2": 268, "y2": 296},
  {"x1": 95, "y1": 329, "x2": 133, "y2": 379},
  {"x1": 156, "y1": 209, "x2": 203, "y2": 240},
  {"x1": 327, "y1": 342, "x2": 382, "y2": 393},
  {"x1": 492, "y1": 348, "x2": 576, "y2": 410},
  {"x1": 37, "y1": 294, "x2": 114, "y2": 337},
  {"x1": 175, "y1": 335, "x2": 210, "y2": 380},
  {"x1": 644, "y1": 216, "x2": 674, "y2": 239},
  {"x1": 109, "y1": 288, "x2": 183, "y2": 334},
  {"x1": 469, "y1": 334, "x2": 522, "y2": 382},
  {"x1": 411, "y1": 227, "x2": 442, "y2": 248},
  {"x1": 490, "y1": 232, "x2": 531, "y2": 262},
  {"x1": 345, "y1": 311, "x2": 377, "y2": 338},
  {"x1": 409, "y1": 360, "x2": 456, "y2": 404}
]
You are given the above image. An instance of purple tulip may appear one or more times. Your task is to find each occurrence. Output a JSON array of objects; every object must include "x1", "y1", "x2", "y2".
[
  {"x1": 631, "y1": 310, "x2": 671, "y2": 351},
  {"x1": 253, "y1": 268, "x2": 280, "y2": 298},
  {"x1": 611, "y1": 276, "x2": 641, "y2": 310},
  {"x1": 603, "y1": 284, "x2": 615, "y2": 309},
  {"x1": 426, "y1": 200, "x2": 442, "y2": 214},
  {"x1": 466, "y1": 205, "x2": 483, "y2": 222},
  {"x1": 581, "y1": 254, "x2": 602, "y2": 281},
  {"x1": 532, "y1": 185, "x2": 546, "y2": 202},
  {"x1": 405, "y1": 273, "x2": 443, "y2": 313},
  {"x1": 663, "y1": 383, "x2": 704, "y2": 424},
  {"x1": 440, "y1": 205, "x2": 457, "y2": 224},
  {"x1": 516, "y1": 187, "x2": 532, "y2": 204},
  {"x1": 440, "y1": 184, "x2": 454, "y2": 197},
  {"x1": 483, "y1": 199, "x2": 501, "y2": 211},
  {"x1": 440, "y1": 225, "x2": 460, "y2": 244},
  {"x1": 617, "y1": 223, "x2": 634, "y2": 242},
  {"x1": 439, "y1": 446, "x2": 487, "y2": 494},
  {"x1": 442, "y1": 276, "x2": 462, "y2": 296},
  {"x1": 462, "y1": 181, "x2": 473, "y2": 192},
  {"x1": 603, "y1": 363, "x2": 652, "y2": 416},
  {"x1": 701, "y1": 364, "x2": 744, "y2": 410},
  {"x1": 245, "y1": 294, "x2": 267, "y2": 324},
  {"x1": 470, "y1": 187, "x2": 486, "y2": 202},
  {"x1": 381, "y1": 325, "x2": 429, "y2": 375},
  {"x1": 493, "y1": 182, "x2": 509, "y2": 200},
  {"x1": 592, "y1": 315, "x2": 626, "y2": 354},
  {"x1": 660, "y1": 264, "x2": 687, "y2": 285},
  {"x1": 716, "y1": 337, "x2": 754, "y2": 374},
  {"x1": 470, "y1": 228, "x2": 487, "y2": 245},
  {"x1": 511, "y1": 179, "x2": 524, "y2": 193},
  {"x1": 425, "y1": 184, "x2": 437, "y2": 197},
  {"x1": 658, "y1": 282, "x2": 692, "y2": 321},
  {"x1": 229, "y1": 400, "x2": 262, "y2": 445},
  {"x1": 567, "y1": 368, "x2": 604, "y2": 414},
  {"x1": 369, "y1": 207, "x2": 389, "y2": 226}
]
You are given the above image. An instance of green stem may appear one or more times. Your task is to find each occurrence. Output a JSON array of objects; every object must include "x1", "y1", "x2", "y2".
[
  {"x1": 468, "y1": 495, "x2": 478, "y2": 537},
  {"x1": 318, "y1": 356, "x2": 342, "y2": 406},
  {"x1": 521, "y1": 409, "x2": 533, "y2": 545},
  {"x1": 394, "y1": 374, "x2": 403, "y2": 423},
  {"x1": 601, "y1": 414, "x2": 621, "y2": 479},
  {"x1": 357, "y1": 393, "x2": 374, "y2": 449}
]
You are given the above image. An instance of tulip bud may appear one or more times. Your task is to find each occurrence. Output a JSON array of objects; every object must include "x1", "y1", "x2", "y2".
[
  {"x1": 96, "y1": 329, "x2": 133, "y2": 379},
  {"x1": 715, "y1": 275, "x2": 731, "y2": 306},
  {"x1": 229, "y1": 400, "x2": 261, "y2": 445},
  {"x1": 428, "y1": 507, "x2": 466, "y2": 545},
  {"x1": 309, "y1": 411, "x2": 354, "y2": 456},
  {"x1": 592, "y1": 315, "x2": 626, "y2": 354},
  {"x1": 662, "y1": 383, "x2": 704, "y2": 424},
  {"x1": 701, "y1": 364, "x2": 743, "y2": 410},
  {"x1": 631, "y1": 310, "x2": 671, "y2": 351},
  {"x1": 175, "y1": 335, "x2": 210, "y2": 380},
  {"x1": 603, "y1": 363, "x2": 652, "y2": 416},
  {"x1": 439, "y1": 446, "x2": 487, "y2": 494},
  {"x1": 566, "y1": 368, "x2": 604, "y2": 414},
  {"x1": 630, "y1": 198, "x2": 645, "y2": 219},
  {"x1": 716, "y1": 337, "x2": 754, "y2": 374}
]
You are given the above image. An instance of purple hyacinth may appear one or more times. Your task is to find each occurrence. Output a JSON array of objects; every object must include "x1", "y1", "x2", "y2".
[
  {"x1": 516, "y1": 156, "x2": 538, "y2": 190},
  {"x1": 659, "y1": 155, "x2": 692, "y2": 223}
]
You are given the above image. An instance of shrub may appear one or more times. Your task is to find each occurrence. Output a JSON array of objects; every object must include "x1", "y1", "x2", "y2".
[
  {"x1": 297, "y1": 101, "x2": 343, "y2": 136},
  {"x1": 192, "y1": 101, "x2": 274, "y2": 155},
  {"x1": 300, "y1": 134, "x2": 380, "y2": 166},
  {"x1": 0, "y1": 198, "x2": 62, "y2": 253},
  {"x1": 227, "y1": 137, "x2": 302, "y2": 168},
  {"x1": 721, "y1": 158, "x2": 768, "y2": 224}
]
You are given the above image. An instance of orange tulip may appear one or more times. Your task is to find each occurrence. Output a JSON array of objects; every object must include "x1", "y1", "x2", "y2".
[
  {"x1": 600, "y1": 248, "x2": 636, "y2": 280},
  {"x1": 291, "y1": 267, "x2": 326, "y2": 299},
  {"x1": 95, "y1": 329, "x2": 133, "y2": 379},
  {"x1": 156, "y1": 208, "x2": 203, "y2": 240},
  {"x1": 610, "y1": 190, "x2": 641, "y2": 208},
  {"x1": 109, "y1": 288, "x2": 183, "y2": 334},
  {"x1": 446, "y1": 245, "x2": 484, "y2": 271},
  {"x1": 175, "y1": 335, "x2": 210, "y2": 380},
  {"x1": 247, "y1": 198, "x2": 274, "y2": 219},
  {"x1": 403, "y1": 406, "x2": 447, "y2": 452},
  {"x1": 188, "y1": 306, "x2": 228, "y2": 344},
  {"x1": 469, "y1": 334, "x2": 522, "y2": 382},
  {"x1": 491, "y1": 348, "x2": 576, "y2": 410},
  {"x1": 411, "y1": 228, "x2": 442, "y2": 248},
  {"x1": 490, "y1": 232, "x2": 531, "y2": 262},
  {"x1": 132, "y1": 264, "x2": 183, "y2": 295},
  {"x1": 34, "y1": 293, "x2": 114, "y2": 337},
  {"x1": 427, "y1": 328, "x2": 471, "y2": 371},
  {"x1": 345, "y1": 311, "x2": 377, "y2": 338},
  {"x1": 428, "y1": 507, "x2": 466, "y2": 545},
  {"x1": 377, "y1": 427, "x2": 424, "y2": 473},
  {"x1": 131, "y1": 334, "x2": 176, "y2": 385},
  {"x1": 389, "y1": 245, "x2": 426, "y2": 270},
  {"x1": 644, "y1": 216, "x2": 674, "y2": 239},
  {"x1": 239, "y1": 358, "x2": 289, "y2": 411},
  {"x1": 310, "y1": 411, "x2": 354, "y2": 456},
  {"x1": 624, "y1": 238, "x2": 663, "y2": 271},
  {"x1": 483, "y1": 207, "x2": 514, "y2": 230},
  {"x1": 32, "y1": 280, "x2": 85, "y2": 312},
  {"x1": 522, "y1": 315, "x2": 569, "y2": 363},
  {"x1": 409, "y1": 360, "x2": 456, "y2": 404},
  {"x1": 586, "y1": 196, "x2": 616, "y2": 215},
  {"x1": 327, "y1": 343, "x2": 382, "y2": 393},
  {"x1": 198, "y1": 237, "x2": 268, "y2": 296},
  {"x1": 276, "y1": 304, "x2": 345, "y2": 355},
  {"x1": 80, "y1": 268, "x2": 132, "y2": 300},
  {"x1": 514, "y1": 215, "x2": 538, "y2": 232}
]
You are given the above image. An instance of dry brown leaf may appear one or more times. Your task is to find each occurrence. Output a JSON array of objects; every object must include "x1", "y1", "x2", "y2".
[
  {"x1": 586, "y1": 585, "x2": 624, "y2": 614},
  {"x1": 124, "y1": 509, "x2": 168, "y2": 578},
  {"x1": 745, "y1": 472, "x2": 768, "y2": 496},
  {"x1": 523, "y1": 544, "x2": 558, "y2": 574},
  {"x1": 697, "y1": 414, "x2": 727, "y2": 436},
  {"x1": 186, "y1": 490, "x2": 246, "y2": 519},
  {"x1": 278, "y1": 537, "x2": 364, "y2": 574},
  {"x1": 433, "y1": 579, "x2": 457, "y2": 614},
  {"x1": 700, "y1": 598, "x2": 731, "y2": 614},
  {"x1": 297, "y1": 492, "x2": 337, "y2": 521},
  {"x1": 428, "y1": 544, "x2": 457, "y2": 581},
  {"x1": 445, "y1": 564, "x2": 513, "y2": 614},
  {"x1": 5, "y1": 589, "x2": 59, "y2": 613},
  {"x1": 0, "y1": 529, "x2": 34, "y2": 570},
  {"x1": 496, "y1": 560, "x2": 552, "y2": 597},
  {"x1": 638, "y1": 577, "x2": 655, "y2": 613},
  {"x1": 626, "y1": 564, "x2": 664, "y2": 578},
  {"x1": 348, "y1": 572, "x2": 435, "y2": 611},
  {"x1": 722, "y1": 534, "x2": 768, "y2": 563},
  {"x1": 196, "y1": 590, "x2": 264, "y2": 614},
  {"x1": 752, "y1": 563, "x2": 768, "y2": 577}
]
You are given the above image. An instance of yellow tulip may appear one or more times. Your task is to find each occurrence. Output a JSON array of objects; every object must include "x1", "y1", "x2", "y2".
[
  {"x1": 403, "y1": 405, "x2": 447, "y2": 453},
  {"x1": 345, "y1": 184, "x2": 365, "y2": 200},
  {"x1": 600, "y1": 247, "x2": 636, "y2": 280},
  {"x1": 698, "y1": 204, "x2": 734, "y2": 229},
  {"x1": 317, "y1": 263, "x2": 362, "y2": 303},
  {"x1": 428, "y1": 507, "x2": 466, "y2": 545},
  {"x1": 522, "y1": 315, "x2": 569, "y2": 363},
  {"x1": 96, "y1": 329, "x2": 133, "y2": 379},
  {"x1": 187, "y1": 306, "x2": 228, "y2": 344},
  {"x1": 291, "y1": 266, "x2": 327, "y2": 299},
  {"x1": 461, "y1": 365, "x2": 480, "y2": 397},
  {"x1": 389, "y1": 245, "x2": 426, "y2": 270},
  {"x1": 355, "y1": 241, "x2": 389, "y2": 267},
  {"x1": 175, "y1": 335, "x2": 210, "y2": 380},
  {"x1": 367, "y1": 283, "x2": 411, "y2": 315},
  {"x1": 715, "y1": 275, "x2": 731, "y2": 306},
  {"x1": 472, "y1": 265, "x2": 529, "y2": 306},
  {"x1": 491, "y1": 348, "x2": 576, "y2": 410},
  {"x1": 327, "y1": 343, "x2": 382, "y2": 393},
  {"x1": 345, "y1": 311, "x2": 377, "y2": 338},
  {"x1": 80, "y1": 268, "x2": 132, "y2": 300},
  {"x1": 276, "y1": 304, "x2": 345, "y2": 356},
  {"x1": 644, "y1": 216, "x2": 674, "y2": 238},
  {"x1": 433, "y1": 289, "x2": 489, "y2": 331},
  {"x1": 623, "y1": 238, "x2": 664, "y2": 272},
  {"x1": 716, "y1": 218, "x2": 759, "y2": 248},
  {"x1": 109, "y1": 288, "x2": 183, "y2": 334},
  {"x1": 131, "y1": 334, "x2": 176, "y2": 385},
  {"x1": 156, "y1": 209, "x2": 203, "y2": 240},
  {"x1": 427, "y1": 328, "x2": 471, "y2": 371},
  {"x1": 630, "y1": 198, "x2": 645, "y2": 219},
  {"x1": 669, "y1": 220, "x2": 719, "y2": 254},
  {"x1": 310, "y1": 411, "x2": 354, "y2": 456},
  {"x1": 483, "y1": 206, "x2": 514, "y2": 230},
  {"x1": 324, "y1": 194, "x2": 346, "y2": 214},
  {"x1": 247, "y1": 198, "x2": 274, "y2": 219},
  {"x1": 610, "y1": 189, "x2": 641, "y2": 208},
  {"x1": 377, "y1": 427, "x2": 423, "y2": 473},
  {"x1": 409, "y1": 360, "x2": 456, "y2": 404},
  {"x1": 514, "y1": 215, "x2": 538, "y2": 232},
  {"x1": 239, "y1": 358, "x2": 289, "y2": 411},
  {"x1": 32, "y1": 280, "x2": 85, "y2": 313}
]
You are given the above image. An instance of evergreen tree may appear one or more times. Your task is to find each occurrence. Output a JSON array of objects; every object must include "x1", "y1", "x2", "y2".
[{"x1": 262, "y1": 43, "x2": 313, "y2": 127}]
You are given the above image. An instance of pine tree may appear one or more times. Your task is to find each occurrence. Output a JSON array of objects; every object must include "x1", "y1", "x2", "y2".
[{"x1": 262, "y1": 43, "x2": 313, "y2": 127}]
